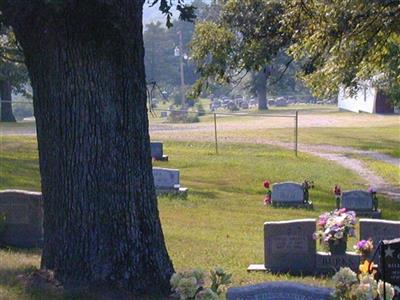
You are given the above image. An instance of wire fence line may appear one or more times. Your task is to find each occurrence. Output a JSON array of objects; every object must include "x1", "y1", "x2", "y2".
[
  {"x1": 1, "y1": 102, "x2": 300, "y2": 156},
  {"x1": 150, "y1": 108, "x2": 299, "y2": 156}
]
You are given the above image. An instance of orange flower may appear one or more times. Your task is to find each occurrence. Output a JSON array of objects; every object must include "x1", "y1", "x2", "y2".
[{"x1": 359, "y1": 260, "x2": 377, "y2": 274}]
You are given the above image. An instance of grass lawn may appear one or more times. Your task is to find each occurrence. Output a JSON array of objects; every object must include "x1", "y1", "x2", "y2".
[
  {"x1": 221, "y1": 126, "x2": 400, "y2": 157},
  {"x1": 0, "y1": 137, "x2": 399, "y2": 299}
]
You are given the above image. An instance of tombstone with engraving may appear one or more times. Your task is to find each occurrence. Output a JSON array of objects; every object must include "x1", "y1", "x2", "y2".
[
  {"x1": 248, "y1": 219, "x2": 316, "y2": 274},
  {"x1": 153, "y1": 167, "x2": 188, "y2": 197},
  {"x1": 271, "y1": 182, "x2": 313, "y2": 209},
  {"x1": 380, "y1": 238, "x2": 400, "y2": 287},
  {"x1": 150, "y1": 141, "x2": 168, "y2": 161},
  {"x1": 315, "y1": 252, "x2": 360, "y2": 274},
  {"x1": 0, "y1": 190, "x2": 43, "y2": 248},
  {"x1": 248, "y1": 217, "x2": 364, "y2": 275},
  {"x1": 340, "y1": 190, "x2": 381, "y2": 218}
]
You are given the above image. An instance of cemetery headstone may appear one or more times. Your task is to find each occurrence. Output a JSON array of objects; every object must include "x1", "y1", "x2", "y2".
[
  {"x1": 271, "y1": 182, "x2": 312, "y2": 208},
  {"x1": 152, "y1": 167, "x2": 188, "y2": 196},
  {"x1": 341, "y1": 190, "x2": 381, "y2": 218},
  {"x1": 263, "y1": 219, "x2": 316, "y2": 274},
  {"x1": 380, "y1": 238, "x2": 400, "y2": 287},
  {"x1": 359, "y1": 219, "x2": 400, "y2": 246},
  {"x1": 360, "y1": 218, "x2": 400, "y2": 264},
  {"x1": 316, "y1": 252, "x2": 360, "y2": 274},
  {"x1": 0, "y1": 190, "x2": 43, "y2": 248},
  {"x1": 150, "y1": 141, "x2": 168, "y2": 161},
  {"x1": 226, "y1": 282, "x2": 332, "y2": 300}
]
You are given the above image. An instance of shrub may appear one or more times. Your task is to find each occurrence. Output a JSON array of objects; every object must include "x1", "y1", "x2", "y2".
[
  {"x1": 168, "y1": 111, "x2": 200, "y2": 123},
  {"x1": 196, "y1": 103, "x2": 206, "y2": 116},
  {"x1": 170, "y1": 267, "x2": 232, "y2": 300}
]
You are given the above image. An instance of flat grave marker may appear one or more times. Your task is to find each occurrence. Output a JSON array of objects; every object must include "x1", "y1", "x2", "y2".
[{"x1": 226, "y1": 282, "x2": 332, "y2": 300}]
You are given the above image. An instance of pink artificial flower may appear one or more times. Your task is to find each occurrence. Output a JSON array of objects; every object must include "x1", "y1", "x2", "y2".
[
  {"x1": 264, "y1": 194, "x2": 272, "y2": 205},
  {"x1": 368, "y1": 186, "x2": 377, "y2": 193}
]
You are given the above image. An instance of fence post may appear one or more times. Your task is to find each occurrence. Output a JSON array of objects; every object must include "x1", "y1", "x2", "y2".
[
  {"x1": 214, "y1": 113, "x2": 218, "y2": 154},
  {"x1": 295, "y1": 110, "x2": 298, "y2": 157}
]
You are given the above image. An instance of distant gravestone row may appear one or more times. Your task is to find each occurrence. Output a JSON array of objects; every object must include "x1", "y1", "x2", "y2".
[
  {"x1": 270, "y1": 181, "x2": 381, "y2": 218},
  {"x1": 248, "y1": 218, "x2": 400, "y2": 276}
]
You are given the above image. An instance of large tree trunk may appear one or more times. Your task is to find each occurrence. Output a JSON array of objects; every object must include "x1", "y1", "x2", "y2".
[
  {"x1": 254, "y1": 68, "x2": 269, "y2": 110},
  {"x1": 0, "y1": 80, "x2": 16, "y2": 122},
  {"x1": 2, "y1": 1, "x2": 173, "y2": 295}
]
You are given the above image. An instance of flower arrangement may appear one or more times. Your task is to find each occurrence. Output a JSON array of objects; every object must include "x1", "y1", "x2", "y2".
[
  {"x1": 333, "y1": 184, "x2": 342, "y2": 209},
  {"x1": 170, "y1": 267, "x2": 231, "y2": 300},
  {"x1": 334, "y1": 184, "x2": 342, "y2": 196},
  {"x1": 302, "y1": 180, "x2": 314, "y2": 202},
  {"x1": 354, "y1": 239, "x2": 374, "y2": 257},
  {"x1": 331, "y1": 267, "x2": 395, "y2": 299},
  {"x1": 313, "y1": 209, "x2": 356, "y2": 247},
  {"x1": 368, "y1": 186, "x2": 379, "y2": 211},
  {"x1": 263, "y1": 180, "x2": 272, "y2": 205}
]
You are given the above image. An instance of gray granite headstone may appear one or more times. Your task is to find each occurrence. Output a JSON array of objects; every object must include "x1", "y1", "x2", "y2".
[
  {"x1": 150, "y1": 141, "x2": 168, "y2": 161},
  {"x1": 0, "y1": 190, "x2": 43, "y2": 248},
  {"x1": 264, "y1": 219, "x2": 316, "y2": 274},
  {"x1": 272, "y1": 182, "x2": 304, "y2": 203},
  {"x1": 341, "y1": 190, "x2": 373, "y2": 211},
  {"x1": 226, "y1": 282, "x2": 332, "y2": 300},
  {"x1": 153, "y1": 167, "x2": 179, "y2": 189},
  {"x1": 152, "y1": 167, "x2": 188, "y2": 196},
  {"x1": 359, "y1": 219, "x2": 400, "y2": 246}
]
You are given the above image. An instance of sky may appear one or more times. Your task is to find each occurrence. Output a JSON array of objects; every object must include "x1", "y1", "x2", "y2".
[{"x1": 143, "y1": 2, "x2": 178, "y2": 25}]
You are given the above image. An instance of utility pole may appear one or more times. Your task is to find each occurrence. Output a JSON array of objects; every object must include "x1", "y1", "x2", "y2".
[{"x1": 177, "y1": 31, "x2": 186, "y2": 108}]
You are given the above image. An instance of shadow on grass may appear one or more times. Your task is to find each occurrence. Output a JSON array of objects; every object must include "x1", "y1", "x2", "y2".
[{"x1": 189, "y1": 190, "x2": 218, "y2": 199}]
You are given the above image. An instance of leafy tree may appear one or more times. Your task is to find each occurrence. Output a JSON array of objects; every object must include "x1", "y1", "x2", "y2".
[
  {"x1": 0, "y1": 0, "x2": 193, "y2": 295},
  {"x1": 285, "y1": 0, "x2": 400, "y2": 106},
  {"x1": 144, "y1": 0, "x2": 213, "y2": 104},
  {"x1": 191, "y1": 0, "x2": 290, "y2": 109},
  {"x1": 0, "y1": 26, "x2": 29, "y2": 122},
  {"x1": 144, "y1": 19, "x2": 198, "y2": 90}
]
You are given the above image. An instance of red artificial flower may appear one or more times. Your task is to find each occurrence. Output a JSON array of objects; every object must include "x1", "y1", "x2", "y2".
[{"x1": 263, "y1": 180, "x2": 270, "y2": 189}]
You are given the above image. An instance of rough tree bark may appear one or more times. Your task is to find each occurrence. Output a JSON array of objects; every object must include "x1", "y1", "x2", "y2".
[
  {"x1": 254, "y1": 68, "x2": 269, "y2": 110},
  {"x1": 0, "y1": 80, "x2": 16, "y2": 122},
  {"x1": 2, "y1": 0, "x2": 174, "y2": 295}
]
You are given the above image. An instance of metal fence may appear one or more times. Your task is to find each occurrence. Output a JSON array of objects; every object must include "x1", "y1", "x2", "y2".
[
  {"x1": 1, "y1": 101, "x2": 300, "y2": 156},
  {"x1": 150, "y1": 108, "x2": 299, "y2": 156}
]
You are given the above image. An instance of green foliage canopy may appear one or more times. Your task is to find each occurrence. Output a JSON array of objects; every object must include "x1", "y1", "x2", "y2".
[
  {"x1": 0, "y1": 26, "x2": 28, "y2": 94},
  {"x1": 285, "y1": 0, "x2": 400, "y2": 103},
  {"x1": 190, "y1": 0, "x2": 290, "y2": 95}
]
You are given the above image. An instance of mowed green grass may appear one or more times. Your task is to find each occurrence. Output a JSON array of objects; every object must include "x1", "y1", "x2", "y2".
[
  {"x1": 221, "y1": 126, "x2": 400, "y2": 158},
  {"x1": 0, "y1": 136, "x2": 400, "y2": 299}
]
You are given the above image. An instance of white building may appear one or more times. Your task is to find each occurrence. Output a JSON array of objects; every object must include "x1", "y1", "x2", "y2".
[{"x1": 338, "y1": 82, "x2": 394, "y2": 114}]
